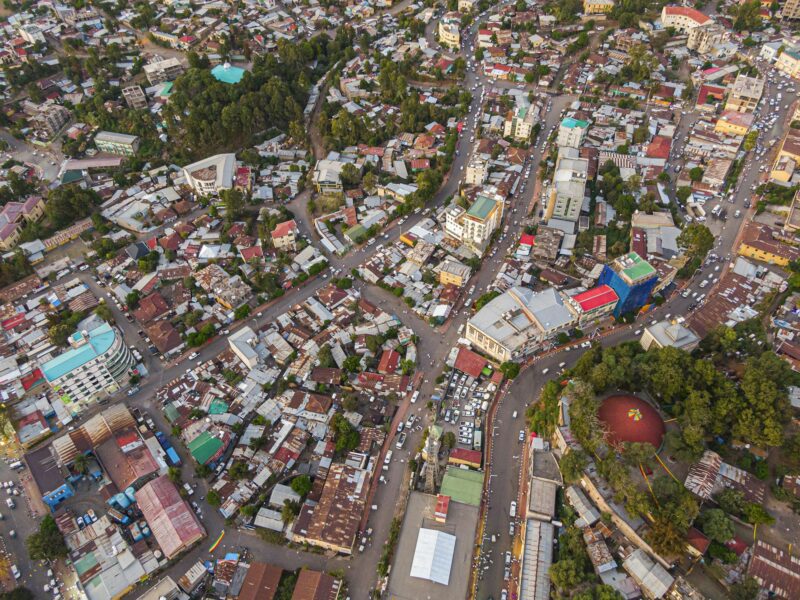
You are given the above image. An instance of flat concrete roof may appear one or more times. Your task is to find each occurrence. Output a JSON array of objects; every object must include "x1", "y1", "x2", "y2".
[{"x1": 387, "y1": 491, "x2": 478, "y2": 600}]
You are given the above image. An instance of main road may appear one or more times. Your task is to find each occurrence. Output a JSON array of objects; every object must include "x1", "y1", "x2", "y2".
[{"x1": 476, "y1": 65, "x2": 796, "y2": 600}]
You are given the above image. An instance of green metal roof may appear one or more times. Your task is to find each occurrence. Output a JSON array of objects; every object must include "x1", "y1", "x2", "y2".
[
  {"x1": 466, "y1": 195, "x2": 496, "y2": 221},
  {"x1": 440, "y1": 466, "x2": 483, "y2": 506},
  {"x1": 187, "y1": 431, "x2": 223, "y2": 465},
  {"x1": 561, "y1": 117, "x2": 589, "y2": 129},
  {"x1": 617, "y1": 252, "x2": 656, "y2": 283},
  {"x1": 208, "y1": 399, "x2": 229, "y2": 415},
  {"x1": 164, "y1": 402, "x2": 179, "y2": 423}
]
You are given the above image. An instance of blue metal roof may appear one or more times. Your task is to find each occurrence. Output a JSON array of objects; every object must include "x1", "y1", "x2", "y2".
[{"x1": 41, "y1": 323, "x2": 117, "y2": 382}]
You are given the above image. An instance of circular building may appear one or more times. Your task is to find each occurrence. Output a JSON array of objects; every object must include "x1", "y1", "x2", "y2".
[{"x1": 598, "y1": 394, "x2": 665, "y2": 449}]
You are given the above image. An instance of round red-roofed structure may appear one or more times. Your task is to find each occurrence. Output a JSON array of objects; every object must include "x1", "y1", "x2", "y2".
[{"x1": 598, "y1": 394, "x2": 665, "y2": 449}]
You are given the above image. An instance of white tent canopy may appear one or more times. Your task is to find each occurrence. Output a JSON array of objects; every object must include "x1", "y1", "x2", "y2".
[{"x1": 409, "y1": 528, "x2": 456, "y2": 586}]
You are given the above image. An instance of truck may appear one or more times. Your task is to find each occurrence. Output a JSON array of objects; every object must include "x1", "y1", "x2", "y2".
[
  {"x1": 155, "y1": 431, "x2": 182, "y2": 466},
  {"x1": 183, "y1": 483, "x2": 195, "y2": 497},
  {"x1": 108, "y1": 507, "x2": 130, "y2": 524}
]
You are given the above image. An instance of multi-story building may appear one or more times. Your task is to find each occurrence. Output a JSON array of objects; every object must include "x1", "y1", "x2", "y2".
[
  {"x1": 182, "y1": 153, "x2": 236, "y2": 195},
  {"x1": 770, "y1": 128, "x2": 800, "y2": 183},
  {"x1": 714, "y1": 111, "x2": 753, "y2": 137},
  {"x1": 31, "y1": 103, "x2": 70, "y2": 138},
  {"x1": 546, "y1": 147, "x2": 588, "y2": 224},
  {"x1": 783, "y1": 0, "x2": 800, "y2": 20},
  {"x1": 686, "y1": 23, "x2": 728, "y2": 55},
  {"x1": 40, "y1": 323, "x2": 136, "y2": 408},
  {"x1": 438, "y1": 13, "x2": 461, "y2": 48},
  {"x1": 504, "y1": 106, "x2": 537, "y2": 142},
  {"x1": 776, "y1": 48, "x2": 800, "y2": 79},
  {"x1": 556, "y1": 117, "x2": 589, "y2": 149},
  {"x1": 436, "y1": 258, "x2": 471, "y2": 287},
  {"x1": 465, "y1": 158, "x2": 489, "y2": 185},
  {"x1": 271, "y1": 219, "x2": 298, "y2": 251},
  {"x1": 444, "y1": 195, "x2": 504, "y2": 254},
  {"x1": 583, "y1": 0, "x2": 614, "y2": 14},
  {"x1": 660, "y1": 5, "x2": 712, "y2": 32},
  {"x1": 738, "y1": 222, "x2": 800, "y2": 266},
  {"x1": 143, "y1": 57, "x2": 185, "y2": 85},
  {"x1": 0, "y1": 196, "x2": 46, "y2": 251},
  {"x1": 724, "y1": 74, "x2": 764, "y2": 113},
  {"x1": 122, "y1": 85, "x2": 148, "y2": 109},
  {"x1": 94, "y1": 131, "x2": 139, "y2": 156},
  {"x1": 466, "y1": 286, "x2": 578, "y2": 362},
  {"x1": 313, "y1": 159, "x2": 346, "y2": 195},
  {"x1": 567, "y1": 285, "x2": 619, "y2": 325},
  {"x1": 597, "y1": 252, "x2": 658, "y2": 317}
]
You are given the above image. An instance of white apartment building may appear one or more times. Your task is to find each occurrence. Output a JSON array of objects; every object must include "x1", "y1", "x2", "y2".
[
  {"x1": 556, "y1": 117, "x2": 589, "y2": 149},
  {"x1": 445, "y1": 195, "x2": 504, "y2": 254},
  {"x1": 504, "y1": 106, "x2": 537, "y2": 142},
  {"x1": 465, "y1": 158, "x2": 489, "y2": 185},
  {"x1": 546, "y1": 147, "x2": 588, "y2": 223},
  {"x1": 466, "y1": 286, "x2": 578, "y2": 362},
  {"x1": 182, "y1": 153, "x2": 236, "y2": 195},
  {"x1": 41, "y1": 323, "x2": 136, "y2": 408}
]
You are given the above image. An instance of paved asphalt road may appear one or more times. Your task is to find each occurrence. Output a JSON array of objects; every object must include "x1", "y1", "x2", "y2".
[
  {"x1": 476, "y1": 67, "x2": 796, "y2": 600},
  {"x1": 11, "y1": 3, "x2": 795, "y2": 598}
]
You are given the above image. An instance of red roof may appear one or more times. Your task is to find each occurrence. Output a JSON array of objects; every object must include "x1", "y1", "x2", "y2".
[
  {"x1": 686, "y1": 527, "x2": 710, "y2": 554},
  {"x1": 664, "y1": 6, "x2": 710, "y2": 24},
  {"x1": 240, "y1": 246, "x2": 264, "y2": 261},
  {"x1": 449, "y1": 447, "x2": 482, "y2": 466},
  {"x1": 646, "y1": 136, "x2": 672, "y2": 159},
  {"x1": 21, "y1": 368, "x2": 44, "y2": 391},
  {"x1": 572, "y1": 285, "x2": 618, "y2": 312},
  {"x1": 2, "y1": 313, "x2": 26, "y2": 331},
  {"x1": 454, "y1": 347, "x2": 487, "y2": 378},
  {"x1": 519, "y1": 234, "x2": 535, "y2": 246},
  {"x1": 435, "y1": 494, "x2": 450, "y2": 519},
  {"x1": 377, "y1": 349, "x2": 400, "y2": 374},
  {"x1": 631, "y1": 228, "x2": 647, "y2": 257},
  {"x1": 271, "y1": 219, "x2": 297, "y2": 239},
  {"x1": 697, "y1": 84, "x2": 726, "y2": 105}
]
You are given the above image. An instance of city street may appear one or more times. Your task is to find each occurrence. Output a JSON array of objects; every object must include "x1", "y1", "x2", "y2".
[{"x1": 6, "y1": 1, "x2": 798, "y2": 597}]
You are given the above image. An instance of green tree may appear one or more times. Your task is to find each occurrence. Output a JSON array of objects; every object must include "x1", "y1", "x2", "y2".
[
  {"x1": 290, "y1": 474, "x2": 312, "y2": 498},
  {"x1": 95, "y1": 302, "x2": 115, "y2": 323},
  {"x1": 689, "y1": 166, "x2": 704, "y2": 182},
  {"x1": 729, "y1": 577, "x2": 759, "y2": 600},
  {"x1": 500, "y1": 361, "x2": 520, "y2": 379},
  {"x1": 698, "y1": 508, "x2": 734, "y2": 543},
  {"x1": 27, "y1": 515, "x2": 69, "y2": 561},
  {"x1": 281, "y1": 499, "x2": 301, "y2": 524},
  {"x1": 559, "y1": 449, "x2": 588, "y2": 484},
  {"x1": 442, "y1": 431, "x2": 456, "y2": 450},
  {"x1": 677, "y1": 223, "x2": 714, "y2": 261},
  {"x1": 168, "y1": 466, "x2": 182, "y2": 484},
  {"x1": 343, "y1": 355, "x2": 362, "y2": 373},
  {"x1": 330, "y1": 412, "x2": 360, "y2": 454},
  {"x1": 206, "y1": 489, "x2": 221, "y2": 507},
  {"x1": 72, "y1": 453, "x2": 89, "y2": 475}
]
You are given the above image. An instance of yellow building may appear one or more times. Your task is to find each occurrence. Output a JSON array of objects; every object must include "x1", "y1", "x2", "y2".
[
  {"x1": 776, "y1": 48, "x2": 800, "y2": 79},
  {"x1": 437, "y1": 259, "x2": 471, "y2": 287},
  {"x1": 583, "y1": 0, "x2": 614, "y2": 14},
  {"x1": 770, "y1": 129, "x2": 800, "y2": 182},
  {"x1": 0, "y1": 196, "x2": 46, "y2": 251},
  {"x1": 714, "y1": 110, "x2": 753, "y2": 137},
  {"x1": 438, "y1": 19, "x2": 461, "y2": 48},
  {"x1": 738, "y1": 222, "x2": 800, "y2": 267}
]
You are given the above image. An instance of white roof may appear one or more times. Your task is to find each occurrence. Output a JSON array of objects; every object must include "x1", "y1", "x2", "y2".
[{"x1": 409, "y1": 528, "x2": 456, "y2": 586}]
